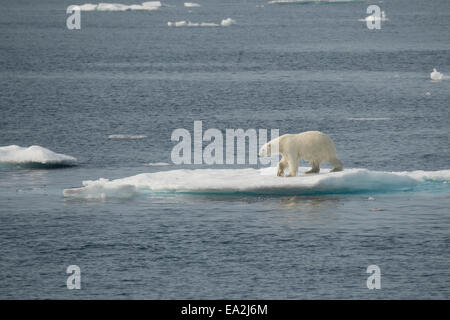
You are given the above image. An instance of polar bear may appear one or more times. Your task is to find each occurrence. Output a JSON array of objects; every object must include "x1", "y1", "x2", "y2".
[{"x1": 258, "y1": 131, "x2": 343, "y2": 177}]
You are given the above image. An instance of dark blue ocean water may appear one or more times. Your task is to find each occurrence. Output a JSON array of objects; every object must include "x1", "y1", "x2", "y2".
[{"x1": 0, "y1": 0, "x2": 449, "y2": 299}]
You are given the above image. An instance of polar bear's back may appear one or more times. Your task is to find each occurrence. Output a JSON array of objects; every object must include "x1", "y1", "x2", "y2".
[{"x1": 281, "y1": 131, "x2": 338, "y2": 163}]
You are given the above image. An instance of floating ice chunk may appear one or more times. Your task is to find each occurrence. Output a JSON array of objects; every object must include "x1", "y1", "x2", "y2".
[
  {"x1": 200, "y1": 22, "x2": 220, "y2": 27},
  {"x1": 108, "y1": 134, "x2": 147, "y2": 139},
  {"x1": 128, "y1": 4, "x2": 143, "y2": 10},
  {"x1": 347, "y1": 117, "x2": 391, "y2": 121},
  {"x1": 168, "y1": 20, "x2": 220, "y2": 27},
  {"x1": 0, "y1": 145, "x2": 77, "y2": 166},
  {"x1": 430, "y1": 68, "x2": 444, "y2": 81},
  {"x1": 142, "y1": 1, "x2": 161, "y2": 8},
  {"x1": 63, "y1": 167, "x2": 450, "y2": 199},
  {"x1": 132, "y1": 1, "x2": 162, "y2": 10},
  {"x1": 220, "y1": 18, "x2": 236, "y2": 27},
  {"x1": 64, "y1": 178, "x2": 136, "y2": 199},
  {"x1": 97, "y1": 3, "x2": 129, "y2": 11},
  {"x1": 168, "y1": 17, "x2": 235, "y2": 27},
  {"x1": 145, "y1": 162, "x2": 170, "y2": 166},
  {"x1": 78, "y1": 3, "x2": 98, "y2": 11},
  {"x1": 78, "y1": 2, "x2": 161, "y2": 11},
  {"x1": 184, "y1": 2, "x2": 200, "y2": 7},
  {"x1": 269, "y1": 0, "x2": 358, "y2": 4},
  {"x1": 175, "y1": 20, "x2": 188, "y2": 27}
]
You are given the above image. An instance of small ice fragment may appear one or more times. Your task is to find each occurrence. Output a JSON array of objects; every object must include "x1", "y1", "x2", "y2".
[{"x1": 430, "y1": 68, "x2": 444, "y2": 81}]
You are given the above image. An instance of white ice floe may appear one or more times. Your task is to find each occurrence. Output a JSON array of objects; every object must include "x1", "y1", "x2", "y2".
[
  {"x1": 430, "y1": 68, "x2": 444, "y2": 81},
  {"x1": 0, "y1": 145, "x2": 77, "y2": 166},
  {"x1": 184, "y1": 2, "x2": 201, "y2": 7},
  {"x1": 63, "y1": 167, "x2": 450, "y2": 199},
  {"x1": 168, "y1": 18, "x2": 235, "y2": 27},
  {"x1": 108, "y1": 134, "x2": 148, "y2": 139},
  {"x1": 77, "y1": 2, "x2": 161, "y2": 11}
]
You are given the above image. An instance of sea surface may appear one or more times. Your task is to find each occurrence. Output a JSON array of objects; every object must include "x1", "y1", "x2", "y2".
[{"x1": 0, "y1": 0, "x2": 449, "y2": 299}]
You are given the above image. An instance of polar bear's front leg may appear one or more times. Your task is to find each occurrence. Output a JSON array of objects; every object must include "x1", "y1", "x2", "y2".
[
  {"x1": 329, "y1": 157, "x2": 343, "y2": 172},
  {"x1": 277, "y1": 156, "x2": 288, "y2": 177},
  {"x1": 286, "y1": 157, "x2": 299, "y2": 177}
]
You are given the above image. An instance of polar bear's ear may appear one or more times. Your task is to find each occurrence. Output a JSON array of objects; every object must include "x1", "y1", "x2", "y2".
[{"x1": 267, "y1": 143, "x2": 272, "y2": 155}]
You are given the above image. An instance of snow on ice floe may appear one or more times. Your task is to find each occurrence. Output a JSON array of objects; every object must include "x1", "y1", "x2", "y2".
[
  {"x1": 168, "y1": 18, "x2": 236, "y2": 27},
  {"x1": 430, "y1": 68, "x2": 444, "y2": 81},
  {"x1": 108, "y1": 134, "x2": 148, "y2": 139},
  {"x1": 63, "y1": 167, "x2": 450, "y2": 199},
  {"x1": 0, "y1": 145, "x2": 77, "y2": 167},
  {"x1": 184, "y1": 2, "x2": 200, "y2": 7},
  {"x1": 76, "y1": 2, "x2": 161, "y2": 11}
]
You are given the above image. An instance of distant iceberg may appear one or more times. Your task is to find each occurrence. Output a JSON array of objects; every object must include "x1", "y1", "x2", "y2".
[
  {"x1": 0, "y1": 145, "x2": 77, "y2": 167},
  {"x1": 76, "y1": 2, "x2": 162, "y2": 11}
]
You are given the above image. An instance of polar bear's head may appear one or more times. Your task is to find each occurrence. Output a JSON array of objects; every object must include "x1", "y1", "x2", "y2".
[
  {"x1": 258, "y1": 142, "x2": 277, "y2": 157},
  {"x1": 259, "y1": 138, "x2": 280, "y2": 157}
]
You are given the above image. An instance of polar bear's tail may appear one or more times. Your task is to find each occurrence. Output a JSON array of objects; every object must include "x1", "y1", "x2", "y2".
[{"x1": 329, "y1": 157, "x2": 343, "y2": 172}]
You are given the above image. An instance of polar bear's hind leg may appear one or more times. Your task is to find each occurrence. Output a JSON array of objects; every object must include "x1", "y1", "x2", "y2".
[
  {"x1": 329, "y1": 157, "x2": 343, "y2": 172},
  {"x1": 305, "y1": 160, "x2": 320, "y2": 174}
]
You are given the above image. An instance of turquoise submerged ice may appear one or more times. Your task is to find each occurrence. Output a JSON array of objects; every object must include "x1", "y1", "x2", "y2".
[{"x1": 1, "y1": 0, "x2": 450, "y2": 299}]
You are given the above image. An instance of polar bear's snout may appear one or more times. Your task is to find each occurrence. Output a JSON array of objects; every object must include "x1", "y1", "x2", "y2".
[
  {"x1": 258, "y1": 147, "x2": 264, "y2": 157},
  {"x1": 258, "y1": 143, "x2": 271, "y2": 157}
]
